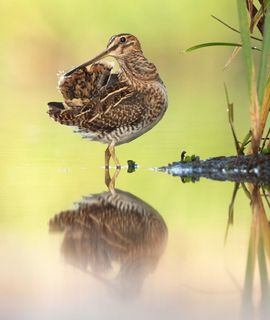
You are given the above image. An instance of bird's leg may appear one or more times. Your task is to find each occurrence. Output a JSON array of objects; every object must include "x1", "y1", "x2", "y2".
[
  {"x1": 105, "y1": 167, "x2": 112, "y2": 190},
  {"x1": 109, "y1": 142, "x2": 121, "y2": 169},
  {"x1": 105, "y1": 145, "x2": 111, "y2": 169},
  {"x1": 111, "y1": 168, "x2": 120, "y2": 190},
  {"x1": 104, "y1": 166, "x2": 120, "y2": 194}
]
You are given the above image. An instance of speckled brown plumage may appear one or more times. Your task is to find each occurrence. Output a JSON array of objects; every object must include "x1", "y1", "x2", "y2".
[
  {"x1": 48, "y1": 34, "x2": 168, "y2": 167},
  {"x1": 49, "y1": 189, "x2": 168, "y2": 297}
]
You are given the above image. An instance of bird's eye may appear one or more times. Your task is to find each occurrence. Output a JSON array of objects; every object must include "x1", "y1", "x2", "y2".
[{"x1": 120, "y1": 36, "x2": 126, "y2": 43}]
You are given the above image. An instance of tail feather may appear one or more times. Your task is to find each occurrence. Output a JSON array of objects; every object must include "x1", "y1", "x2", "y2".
[
  {"x1": 47, "y1": 103, "x2": 78, "y2": 126},
  {"x1": 48, "y1": 101, "x2": 65, "y2": 110}
]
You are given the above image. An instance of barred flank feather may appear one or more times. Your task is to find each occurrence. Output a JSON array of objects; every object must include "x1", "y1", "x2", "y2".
[{"x1": 47, "y1": 107, "x2": 79, "y2": 126}]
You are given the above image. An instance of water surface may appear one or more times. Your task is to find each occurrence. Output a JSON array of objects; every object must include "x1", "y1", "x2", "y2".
[{"x1": 1, "y1": 147, "x2": 268, "y2": 319}]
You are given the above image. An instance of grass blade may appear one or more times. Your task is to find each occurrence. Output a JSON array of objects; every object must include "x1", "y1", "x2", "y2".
[
  {"x1": 260, "y1": 77, "x2": 270, "y2": 140},
  {"x1": 224, "y1": 84, "x2": 242, "y2": 154},
  {"x1": 184, "y1": 42, "x2": 260, "y2": 52},
  {"x1": 223, "y1": 46, "x2": 242, "y2": 70},
  {"x1": 224, "y1": 183, "x2": 240, "y2": 244},
  {"x1": 257, "y1": 0, "x2": 270, "y2": 106},
  {"x1": 211, "y1": 14, "x2": 262, "y2": 41},
  {"x1": 185, "y1": 42, "x2": 242, "y2": 52},
  {"x1": 240, "y1": 130, "x2": 252, "y2": 153},
  {"x1": 246, "y1": 0, "x2": 265, "y2": 35},
  {"x1": 237, "y1": 0, "x2": 254, "y2": 97},
  {"x1": 237, "y1": 0, "x2": 261, "y2": 153},
  {"x1": 242, "y1": 214, "x2": 258, "y2": 318}
]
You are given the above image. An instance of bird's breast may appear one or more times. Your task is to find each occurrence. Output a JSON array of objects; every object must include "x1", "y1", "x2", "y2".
[{"x1": 140, "y1": 81, "x2": 168, "y2": 118}]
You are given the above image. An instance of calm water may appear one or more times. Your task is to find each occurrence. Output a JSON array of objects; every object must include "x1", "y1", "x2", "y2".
[{"x1": 1, "y1": 142, "x2": 269, "y2": 320}]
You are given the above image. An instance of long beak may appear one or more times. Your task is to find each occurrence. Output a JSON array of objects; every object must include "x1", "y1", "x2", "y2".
[{"x1": 64, "y1": 45, "x2": 117, "y2": 77}]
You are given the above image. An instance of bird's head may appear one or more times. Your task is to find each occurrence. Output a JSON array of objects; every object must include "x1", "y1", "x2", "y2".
[
  {"x1": 65, "y1": 34, "x2": 142, "y2": 76},
  {"x1": 106, "y1": 34, "x2": 142, "y2": 57}
]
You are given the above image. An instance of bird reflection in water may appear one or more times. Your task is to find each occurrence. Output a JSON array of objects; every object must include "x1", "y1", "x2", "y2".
[{"x1": 49, "y1": 172, "x2": 167, "y2": 298}]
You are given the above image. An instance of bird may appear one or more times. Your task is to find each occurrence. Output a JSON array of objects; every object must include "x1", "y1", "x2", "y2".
[
  {"x1": 49, "y1": 189, "x2": 168, "y2": 297},
  {"x1": 48, "y1": 33, "x2": 168, "y2": 168}
]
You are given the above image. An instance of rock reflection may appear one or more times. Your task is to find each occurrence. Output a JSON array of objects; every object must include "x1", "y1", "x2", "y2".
[
  {"x1": 49, "y1": 189, "x2": 167, "y2": 298},
  {"x1": 159, "y1": 154, "x2": 270, "y2": 184}
]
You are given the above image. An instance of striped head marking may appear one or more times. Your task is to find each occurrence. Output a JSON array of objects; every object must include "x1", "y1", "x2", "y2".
[{"x1": 106, "y1": 34, "x2": 142, "y2": 57}]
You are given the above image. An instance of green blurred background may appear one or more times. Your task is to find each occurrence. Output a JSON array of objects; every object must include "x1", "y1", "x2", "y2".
[{"x1": 0, "y1": 0, "x2": 252, "y2": 230}]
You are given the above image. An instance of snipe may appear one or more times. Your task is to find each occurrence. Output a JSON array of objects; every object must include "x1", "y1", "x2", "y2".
[
  {"x1": 48, "y1": 34, "x2": 168, "y2": 167},
  {"x1": 49, "y1": 188, "x2": 168, "y2": 297}
]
